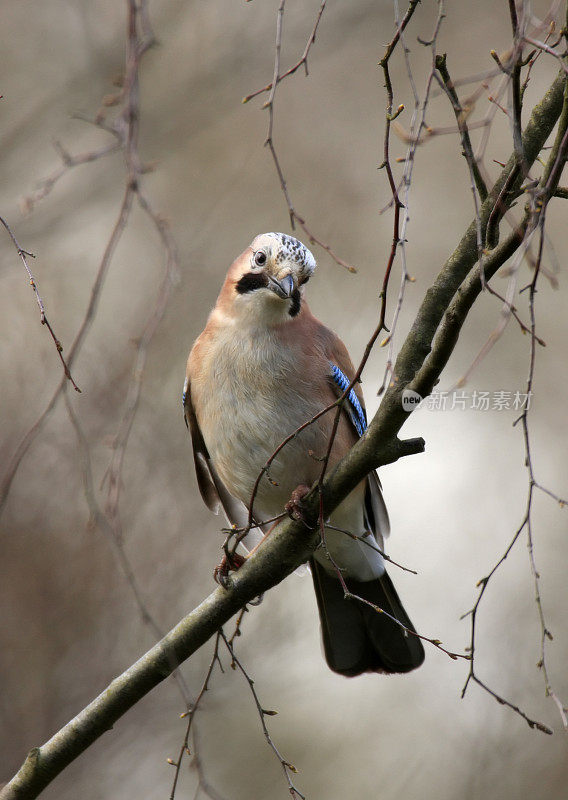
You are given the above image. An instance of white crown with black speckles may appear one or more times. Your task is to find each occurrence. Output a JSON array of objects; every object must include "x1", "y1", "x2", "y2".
[{"x1": 267, "y1": 232, "x2": 316, "y2": 276}]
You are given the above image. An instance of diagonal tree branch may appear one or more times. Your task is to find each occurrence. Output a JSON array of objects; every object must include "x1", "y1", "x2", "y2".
[{"x1": 0, "y1": 433, "x2": 421, "y2": 800}]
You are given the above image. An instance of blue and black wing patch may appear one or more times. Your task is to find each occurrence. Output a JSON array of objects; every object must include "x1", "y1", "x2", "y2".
[
  {"x1": 329, "y1": 362, "x2": 390, "y2": 538},
  {"x1": 329, "y1": 362, "x2": 367, "y2": 437}
]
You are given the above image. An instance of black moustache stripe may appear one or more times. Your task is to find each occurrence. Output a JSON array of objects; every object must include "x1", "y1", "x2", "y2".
[
  {"x1": 235, "y1": 272, "x2": 269, "y2": 293},
  {"x1": 289, "y1": 289, "x2": 301, "y2": 317}
]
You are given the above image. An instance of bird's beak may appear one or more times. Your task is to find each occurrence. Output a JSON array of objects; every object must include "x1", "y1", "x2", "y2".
[{"x1": 267, "y1": 274, "x2": 295, "y2": 299}]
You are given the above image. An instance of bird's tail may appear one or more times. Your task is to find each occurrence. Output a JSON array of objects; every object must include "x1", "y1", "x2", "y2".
[{"x1": 310, "y1": 559, "x2": 425, "y2": 676}]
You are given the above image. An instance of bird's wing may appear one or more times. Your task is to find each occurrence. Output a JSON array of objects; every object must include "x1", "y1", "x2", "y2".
[
  {"x1": 324, "y1": 331, "x2": 390, "y2": 544},
  {"x1": 183, "y1": 376, "x2": 262, "y2": 540}
]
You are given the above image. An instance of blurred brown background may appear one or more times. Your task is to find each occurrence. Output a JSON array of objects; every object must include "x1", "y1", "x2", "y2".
[{"x1": 1, "y1": 1, "x2": 567, "y2": 798}]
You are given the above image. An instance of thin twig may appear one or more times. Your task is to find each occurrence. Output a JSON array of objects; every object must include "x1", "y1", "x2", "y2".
[
  {"x1": 379, "y1": 1, "x2": 447, "y2": 394},
  {"x1": 518, "y1": 213, "x2": 567, "y2": 730},
  {"x1": 0, "y1": 184, "x2": 134, "y2": 515},
  {"x1": 524, "y1": 36, "x2": 568, "y2": 73},
  {"x1": 242, "y1": 1, "x2": 326, "y2": 104},
  {"x1": 484, "y1": 284, "x2": 546, "y2": 344},
  {"x1": 170, "y1": 607, "x2": 253, "y2": 800},
  {"x1": 101, "y1": 189, "x2": 180, "y2": 530},
  {"x1": 323, "y1": 523, "x2": 417, "y2": 574},
  {"x1": 169, "y1": 634, "x2": 223, "y2": 800},
  {"x1": 0, "y1": 215, "x2": 80, "y2": 391},
  {"x1": 317, "y1": 493, "x2": 466, "y2": 662},
  {"x1": 455, "y1": 48, "x2": 568, "y2": 388},
  {"x1": 64, "y1": 388, "x2": 194, "y2": 705},
  {"x1": 256, "y1": 0, "x2": 356, "y2": 272},
  {"x1": 219, "y1": 631, "x2": 306, "y2": 800},
  {"x1": 21, "y1": 139, "x2": 121, "y2": 213},
  {"x1": 375, "y1": 0, "x2": 423, "y2": 358},
  {"x1": 458, "y1": 81, "x2": 568, "y2": 729},
  {"x1": 460, "y1": 503, "x2": 553, "y2": 735}
]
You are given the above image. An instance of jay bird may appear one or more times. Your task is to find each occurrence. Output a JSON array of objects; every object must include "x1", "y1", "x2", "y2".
[{"x1": 184, "y1": 232, "x2": 424, "y2": 676}]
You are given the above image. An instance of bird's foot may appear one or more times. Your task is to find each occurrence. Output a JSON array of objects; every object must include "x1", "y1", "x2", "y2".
[
  {"x1": 285, "y1": 483, "x2": 311, "y2": 522},
  {"x1": 214, "y1": 552, "x2": 246, "y2": 588}
]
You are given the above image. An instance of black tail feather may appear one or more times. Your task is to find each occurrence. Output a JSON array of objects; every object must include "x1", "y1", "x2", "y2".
[{"x1": 310, "y1": 559, "x2": 425, "y2": 676}]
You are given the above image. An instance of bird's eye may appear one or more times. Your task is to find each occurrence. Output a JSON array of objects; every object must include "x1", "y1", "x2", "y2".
[{"x1": 254, "y1": 251, "x2": 267, "y2": 267}]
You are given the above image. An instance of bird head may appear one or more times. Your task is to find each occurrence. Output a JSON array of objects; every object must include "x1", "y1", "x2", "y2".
[{"x1": 223, "y1": 232, "x2": 316, "y2": 324}]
